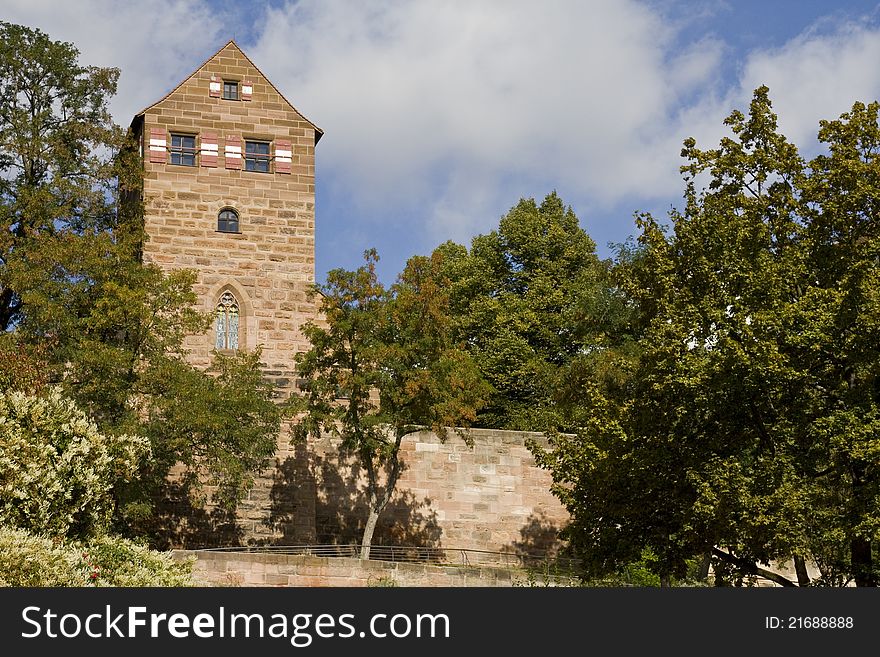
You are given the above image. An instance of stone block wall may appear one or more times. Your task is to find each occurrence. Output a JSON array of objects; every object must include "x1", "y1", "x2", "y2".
[
  {"x1": 231, "y1": 428, "x2": 570, "y2": 556},
  {"x1": 393, "y1": 429, "x2": 567, "y2": 553},
  {"x1": 174, "y1": 550, "x2": 575, "y2": 587}
]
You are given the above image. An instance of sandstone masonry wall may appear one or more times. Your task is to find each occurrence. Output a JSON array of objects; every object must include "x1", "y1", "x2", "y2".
[
  {"x1": 174, "y1": 550, "x2": 576, "y2": 587},
  {"x1": 235, "y1": 428, "x2": 570, "y2": 556},
  {"x1": 138, "y1": 41, "x2": 318, "y2": 389}
]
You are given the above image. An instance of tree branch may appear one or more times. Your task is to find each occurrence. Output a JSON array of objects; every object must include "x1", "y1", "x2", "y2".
[{"x1": 712, "y1": 547, "x2": 797, "y2": 587}]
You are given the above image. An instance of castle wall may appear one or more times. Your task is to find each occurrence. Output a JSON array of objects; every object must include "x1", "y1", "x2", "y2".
[
  {"x1": 236, "y1": 428, "x2": 570, "y2": 556},
  {"x1": 174, "y1": 550, "x2": 578, "y2": 587}
]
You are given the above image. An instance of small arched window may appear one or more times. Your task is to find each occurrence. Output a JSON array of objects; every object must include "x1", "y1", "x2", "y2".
[
  {"x1": 218, "y1": 208, "x2": 239, "y2": 233},
  {"x1": 215, "y1": 291, "x2": 240, "y2": 350}
]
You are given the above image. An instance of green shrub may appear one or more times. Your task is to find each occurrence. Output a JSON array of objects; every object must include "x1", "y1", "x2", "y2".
[
  {"x1": 0, "y1": 528, "x2": 84, "y2": 586},
  {"x1": 0, "y1": 527, "x2": 194, "y2": 587},
  {"x1": 81, "y1": 534, "x2": 194, "y2": 586},
  {"x1": 0, "y1": 388, "x2": 150, "y2": 539}
]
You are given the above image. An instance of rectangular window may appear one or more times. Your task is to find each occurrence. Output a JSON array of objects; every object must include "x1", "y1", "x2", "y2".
[
  {"x1": 223, "y1": 80, "x2": 239, "y2": 100},
  {"x1": 169, "y1": 133, "x2": 197, "y2": 166},
  {"x1": 244, "y1": 140, "x2": 271, "y2": 173}
]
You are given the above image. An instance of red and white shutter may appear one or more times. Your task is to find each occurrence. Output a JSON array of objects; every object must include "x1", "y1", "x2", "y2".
[
  {"x1": 209, "y1": 75, "x2": 221, "y2": 98},
  {"x1": 148, "y1": 128, "x2": 167, "y2": 163},
  {"x1": 200, "y1": 132, "x2": 218, "y2": 167},
  {"x1": 241, "y1": 80, "x2": 253, "y2": 101},
  {"x1": 274, "y1": 139, "x2": 292, "y2": 174},
  {"x1": 224, "y1": 135, "x2": 242, "y2": 169}
]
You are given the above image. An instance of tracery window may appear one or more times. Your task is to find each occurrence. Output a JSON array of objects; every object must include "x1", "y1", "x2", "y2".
[{"x1": 215, "y1": 291, "x2": 240, "y2": 350}]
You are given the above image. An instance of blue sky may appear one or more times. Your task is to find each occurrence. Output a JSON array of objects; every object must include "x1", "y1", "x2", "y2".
[{"x1": 6, "y1": 0, "x2": 880, "y2": 283}]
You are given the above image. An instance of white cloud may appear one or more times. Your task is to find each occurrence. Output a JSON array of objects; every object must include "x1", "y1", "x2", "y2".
[
  {"x1": 1, "y1": 0, "x2": 225, "y2": 127},
  {"x1": 739, "y1": 20, "x2": 880, "y2": 151},
  {"x1": 248, "y1": 0, "x2": 725, "y2": 240},
  {"x1": 7, "y1": 1, "x2": 880, "y2": 270},
  {"x1": 656, "y1": 16, "x2": 880, "y2": 202}
]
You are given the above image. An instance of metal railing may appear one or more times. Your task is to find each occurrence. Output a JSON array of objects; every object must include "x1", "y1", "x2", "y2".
[{"x1": 200, "y1": 543, "x2": 581, "y2": 572}]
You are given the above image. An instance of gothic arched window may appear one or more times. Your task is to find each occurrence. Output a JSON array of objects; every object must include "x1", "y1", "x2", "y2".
[{"x1": 215, "y1": 291, "x2": 240, "y2": 350}]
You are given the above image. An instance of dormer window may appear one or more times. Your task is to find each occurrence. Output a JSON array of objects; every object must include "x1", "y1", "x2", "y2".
[{"x1": 223, "y1": 80, "x2": 239, "y2": 100}]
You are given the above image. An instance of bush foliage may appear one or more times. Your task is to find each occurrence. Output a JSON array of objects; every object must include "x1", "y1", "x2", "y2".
[
  {"x1": 0, "y1": 388, "x2": 150, "y2": 540},
  {"x1": 0, "y1": 528, "x2": 193, "y2": 587}
]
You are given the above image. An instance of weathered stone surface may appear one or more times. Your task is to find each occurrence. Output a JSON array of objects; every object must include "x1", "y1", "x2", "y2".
[
  {"x1": 174, "y1": 551, "x2": 576, "y2": 587},
  {"x1": 253, "y1": 428, "x2": 569, "y2": 554}
]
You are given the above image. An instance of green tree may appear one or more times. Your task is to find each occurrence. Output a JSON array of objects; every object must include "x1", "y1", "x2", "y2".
[
  {"x1": 0, "y1": 21, "x2": 120, "y2": 331},
  {"x1": 796, "y1": 99, "x2": 880, "y2": 586},
  {"x1": 0, "y1": 336, "x2": 51, "y2": 393},
  {"x1": 432, "y1": 192, "x2": 612, "y2": 431},
  {"x1": 295, "y1": 250, "x2": 491, "y2": 558},
  {"x1": 538, "y1": 87, "x2": 880, "y2": 587},
  {"x1": 132, "y1": 349, "x2": 282, "y2": 518}
]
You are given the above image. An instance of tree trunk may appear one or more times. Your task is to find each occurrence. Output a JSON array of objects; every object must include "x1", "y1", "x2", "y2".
[
  {"x1": 360, "y1": 508, "x2": 381, "y2": 560},
  {"x1": 851, "y1": 537, "x2": 875, "y2": 587},
  {"x1": 359, "y1": 430, "x2": 406, "y2": 561},
  {"x1": 850, "y1": 462, "x2": 875, "y2": 587},
  {"x1": 697, "y1": 552, "x2": 712, "y2": 582},
  {"x1": 711, "y1": 548, "x2": 796, "y2": 587},
  {"x1": 793, "y1": 555, "x2": 811, "y2": 587}
]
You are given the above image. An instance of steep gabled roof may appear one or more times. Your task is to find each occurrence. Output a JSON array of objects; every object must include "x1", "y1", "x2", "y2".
[{"x1": 130, "y1": 39, "x2": 323, "y2": 144}]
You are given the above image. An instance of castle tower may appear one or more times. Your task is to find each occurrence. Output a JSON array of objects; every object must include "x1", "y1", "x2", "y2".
[{"x1": 130, "y1": 41, "x2": 322, "y2": 385}]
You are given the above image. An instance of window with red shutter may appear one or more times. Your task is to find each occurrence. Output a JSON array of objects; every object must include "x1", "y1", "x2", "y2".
[
  {"x1": 274, "y1": 140, "x2": 292, "y2": 174},
  {"x1": 148, "y1": 128, "x2": 167, "y2": 163},
  {"x1": 201, "y1": 132, "x2": 218, "y2": 167},
  {"x1": 225, "y1": 135, "x2": 242, "y2": 169}
]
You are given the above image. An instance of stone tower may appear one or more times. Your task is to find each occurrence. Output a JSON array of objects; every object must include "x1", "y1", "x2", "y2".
[{"x1": 130, "y1": 40, "x2": 322, "y2": 386}]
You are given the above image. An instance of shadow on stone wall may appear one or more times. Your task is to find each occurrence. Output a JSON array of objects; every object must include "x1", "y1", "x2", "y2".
[
  {"x1": 505, "y1": 510, "x2": 565, "y2": 566},
  {"x1": 136, "y1": 440, "x2": 442, "y2": 551},
  {"x1": 135, "y1": 481, "x2": 245, "y2": 550},
  {"x1": 267, "y1": 441, "x2": 442, "y2": 550}
]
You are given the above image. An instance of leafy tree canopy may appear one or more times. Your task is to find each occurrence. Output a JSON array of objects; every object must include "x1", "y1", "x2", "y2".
[
  {"x1": 433, "y1": 191, "x2": 626, "y2": 431},
  {"x1": 294, "y1": 249, "x2": 491, "y2": 557},
  {"x1": 537, "y1": 87, "x2": 880, "y2": 587},
  {"x1": 0, "y1": 20, "x2": 121, "y2": 331}
]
